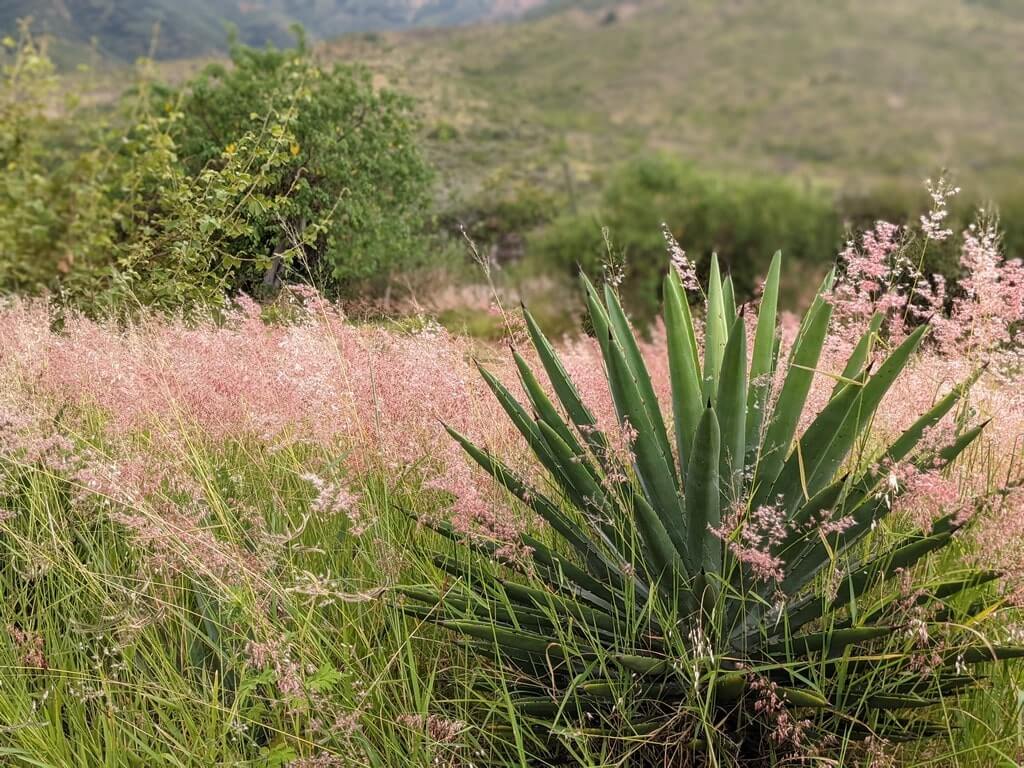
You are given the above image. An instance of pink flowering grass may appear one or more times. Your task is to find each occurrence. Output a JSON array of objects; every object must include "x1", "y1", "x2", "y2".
[
  {"x1": 0, "y1": 199, "x2": 1023, "y2": 765},
  {"x1": 2, "y1": 196, "x2": 1023, "y2": 587}
]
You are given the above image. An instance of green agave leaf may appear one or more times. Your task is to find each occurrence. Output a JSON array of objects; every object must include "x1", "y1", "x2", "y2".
[
  {"x1": 873, "y1": 371, "x2": 985, "y2": 470},
  {"x1": 477, "y1": 362, "x2": 565, "y2": 483},
  {"x1": 951, "y1": 646, "x2": 1024, "y2": 664},
  {"x1": 805, "y1": 324, "x2": 928, "y2": 492},
  {"x1": 847, "y1": 675, "x2": 978, "y2": 698},
  {"x1": 710, "y1": 672, "x2": 747, "y2": 702},
  {"x1": 716, "y1": 313, "x2": 748, "y2": 500},
  {"x1": 686, "y1": 404, "x2": 722, "y2": 577},
  {"x1": 778, "y1": 419, "x2": 988, "y2": 600},
  {"x1": 400, "y1": 602, "x2": 443, "y2": 623},
  {"x1": 776, "y1": 476, "x2": 850, "y2": 557},
  {"x1": 664, "y1": 270, "x2": 704, "y2": 473},
  {"x1": 703, "y1": 254, "x2": 729, "y2": 400},
  {"x1": 752, "y1": 270, "x2": 834, "y2": 505},
  {"x1": 407, "y1": 578, "x2": 556, "y2": 636},
  {"x1": 866, "y1": 695, "x2": 943, "y2": 710},
  {"x1": 520, "y1": 533, "x2": 629, "y2": 609},
  {"x1": 722, "y1": 274, "x2": 738, "y2": 328},
  {"x1": 847, "y1": 419, "x2": 988, "y2": 529},
  {"x1": 556, "y1": 720, "x2": 668, "y2": 738},
  {"x1": 728, "y1": 478, "x2": 849, "y2": 618},
  {"x1": 500, "y1": 580, "x2": 623, "y2": 636},
  {"x1": 514, "y1": 350, "x2": 587, "y2": 459},
  {"x1": 604, "y1": 331, "x2": 689, "y2": 570},
  {"x1": 713, "y1": 674, "x2": 830, "y2": 709},
  {"x1": 611, "y1": 653, "x2": 670, "y2": 676},
  {"x1": 534, "y1": 418, "x2": 629, "y2": 558},
  {"x1": 831, "y1": 313, "x2": 883, "y2": 399},
  {"x1": 604, "y1": 284, "x2": 677, "y2": 486},
  {"x1": 863, "y1": 720, "x2": 956, "y2": 742},
  {"x1": 778, "y1": 688, "x2": 831, "y2": 708},
  {"x1": 772, "y1": 324, "x2": 928, "y2": 513},
  {"x1": 746, "y1": 251, "x2": 781, "y2": 461},
  {"x1": 852, "y1": 570, "x2": 1001, "y2": 628},
  {"x1": 522, "y1": 306, "x2": 612, "y2": 460},
  {"x1": 407, "y1": 511, "x2": 625, "y2": 610},
  {"x1": 786, "y1": 530, "x2": 956, "y2": 634},
  {"x1": 769, "y1": 377, "x2": 865, "y2": 515},
  {"x1": 763, "y1": 625, "x2": 894, "y2": 657},
  {"x1": 582, "y1": 272, "x2": 612, "y2": 362},
  {"x1": 445, "y1": 423, "x2": 593, "y2": 556},
  {"x1": 443, "y1": 620, "x2": 570, "y2": 657},
  {"x1": 509, "y1": 695, "x2": 609, "y2": 718}
]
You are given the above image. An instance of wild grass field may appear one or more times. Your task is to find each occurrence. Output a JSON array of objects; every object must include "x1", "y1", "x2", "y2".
[
  {"x1": 2, "y1": 2, "x2": 1024, "y2": 766},
  {"x1": 2, "y1": 189, "x2": 1024, "y2": 765}
]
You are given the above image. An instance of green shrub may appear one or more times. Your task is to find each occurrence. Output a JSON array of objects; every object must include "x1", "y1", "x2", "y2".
[
  {"x1": 0, "y1": 29, "x2": 432, "y2": 315},
  {"x1": 403, "y1": 255, "x2": 1021, "y2": 764},
  {"x1": 0, "y1": 25, "x2": 88, "y2": 293},
  {"x1": 171, "y1": 33, "x2": 432, "y2": 296},
  {"x1": 535, "y1": 156, "x2": 841, "y2": 319}
]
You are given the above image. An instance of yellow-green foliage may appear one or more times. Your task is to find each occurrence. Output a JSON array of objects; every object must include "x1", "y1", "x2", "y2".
[{"x1": 0, "y1": 29, "x2": 431, "y2": 316}]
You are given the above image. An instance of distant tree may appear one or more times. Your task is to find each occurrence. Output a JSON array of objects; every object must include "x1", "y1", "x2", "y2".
[{"x1": 171, "y1": 32, "x2": 432, "y2": 297}]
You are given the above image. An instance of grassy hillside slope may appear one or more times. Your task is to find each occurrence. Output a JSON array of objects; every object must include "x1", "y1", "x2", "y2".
[
  {"x1": 323, "y1": 0, "x2": 1024, "y2": 201},
  {"x1": 0, "y1": 0, "x2": 551, "y2": 61}
]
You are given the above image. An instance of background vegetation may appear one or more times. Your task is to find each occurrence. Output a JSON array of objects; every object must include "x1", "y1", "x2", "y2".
[
  {"x1": 0, "y1": 28, "x2": 431, "y2": 315},
  {"x1": 3, "y1": 0, "x2": 1024, "y2": 324},
  {"x1": 1, "y1": 2, "x2": 1023, "y2": 767},
  {"x1": 0, "y1": 0, "x2": 555, "y2": 62}
]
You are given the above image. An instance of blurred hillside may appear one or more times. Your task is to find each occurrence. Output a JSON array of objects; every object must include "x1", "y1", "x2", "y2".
[
  {"x1": 3, "y1": 0, "x2": 1024, "y2": 328},
  {"x1": 0, "y1": 0, "x2": 554, "y2": 62},
  {"x1": 321, "y1": 0, "x2": 1024, "y2": 202}
]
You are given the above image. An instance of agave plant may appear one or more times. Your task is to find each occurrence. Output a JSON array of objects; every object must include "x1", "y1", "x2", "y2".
[{"x1": 402, "y1": 254, "x2": 1022, "y2": 764}]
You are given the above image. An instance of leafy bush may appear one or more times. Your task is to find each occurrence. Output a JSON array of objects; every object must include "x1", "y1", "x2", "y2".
[
  {"x1": 171, "y1": 34, "x2": 432, "y2": 296},
  {"x1": 403, "y1": 254, "x2": 1021, "y2": 764},
  {"x1": 535, "y1": 156, "x2": 841, "y2": 319},
  {"x1": 0, "y1": 29, "x2": 432, "y2": 315},
  {"x1": 0, "y1": 26, "x2": 86, "y2": 293}
]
